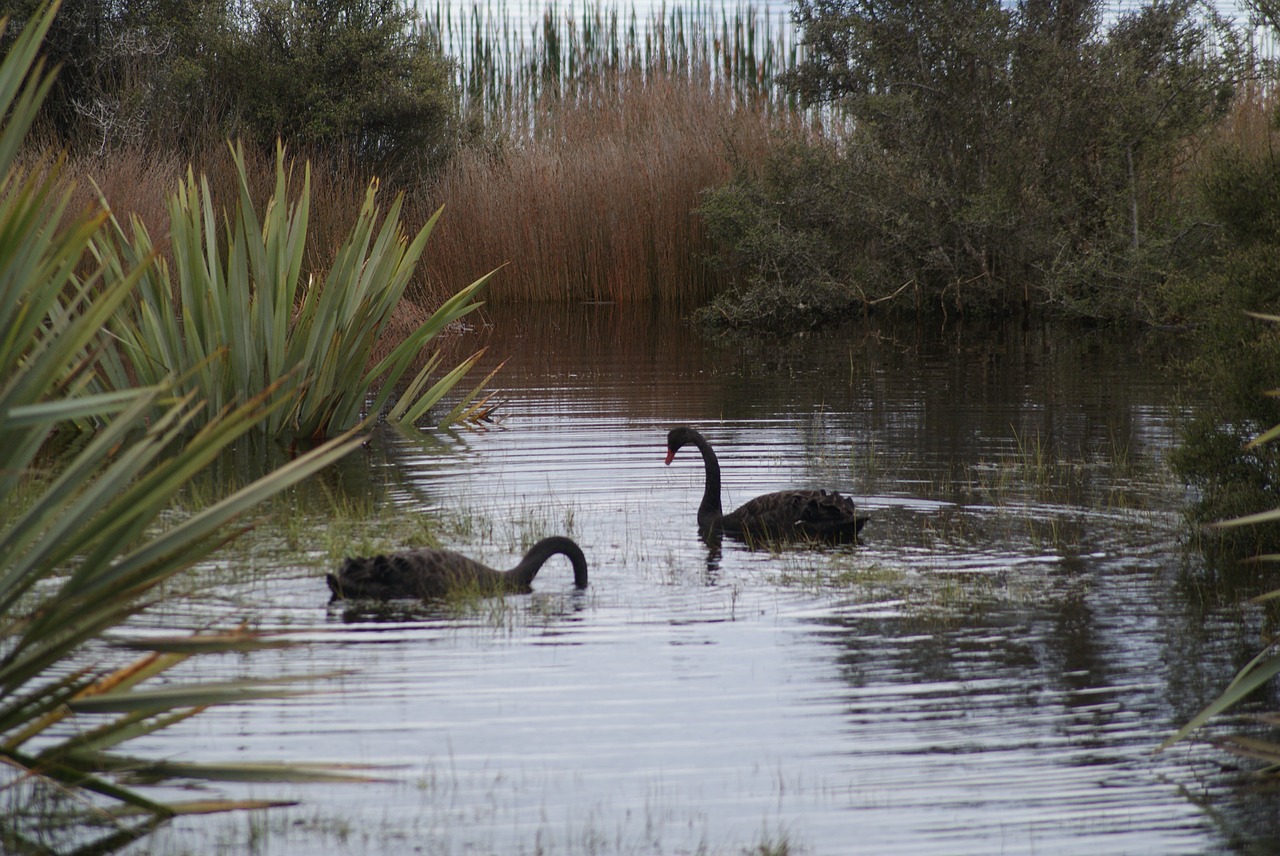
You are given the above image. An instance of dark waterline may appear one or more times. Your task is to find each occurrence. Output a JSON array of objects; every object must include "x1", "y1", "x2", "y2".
[{"x1": 122, "y1": 304, "x2": 1278, "y2": 855}]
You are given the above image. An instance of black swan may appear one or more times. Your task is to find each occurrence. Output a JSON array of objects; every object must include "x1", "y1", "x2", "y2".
[
  {"x1": 665, "y1": 426, "x2": 867, "y2": 542},
  {"x1": 326, "y1": 536, "x2": 588, "y2": 601}
]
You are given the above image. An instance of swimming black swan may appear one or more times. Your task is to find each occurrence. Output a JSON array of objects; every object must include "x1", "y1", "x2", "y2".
[
  {"x1": 665, "y1": 426, "x2": 867, "y2": 542},
  {"x1": 326, "y1": 536, "x2": 588, "y2": 600}
]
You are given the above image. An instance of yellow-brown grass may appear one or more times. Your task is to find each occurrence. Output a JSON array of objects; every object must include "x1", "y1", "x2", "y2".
[
  {"x1": 49, "y1": 141, "x2": 377, "y2": 285},
  {"x1": 1172, "y1": 82, "x2": 1280, "y2": 199},
  {"x1": 37, "y1": 67, "x2": 795, "y2": 320},
  {"x1": 1206, "y1": 82, "x2": 1280, "y2": 159},
  {"x1": 412, "y1": 71, "x2": 791, "y2": 306}
]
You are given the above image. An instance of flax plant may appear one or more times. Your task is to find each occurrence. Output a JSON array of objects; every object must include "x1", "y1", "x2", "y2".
[
  {"x1": 93, "y1": 141, "x2": 497, "y2": 440},
  {"x1": 1, "y1": 4, "x2": 371, "y2": 847}
]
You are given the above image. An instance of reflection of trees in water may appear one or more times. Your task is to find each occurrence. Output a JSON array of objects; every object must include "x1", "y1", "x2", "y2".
[
  {"x1": 1161, "y1": 563, "x2": 1280, "y2": 847},
  {"x1": 802, "y1": 532, "x2": 1280, "y2": 847},
  {"x1": 455, "y1": 306, "x2": 1182, "y2": 498}
]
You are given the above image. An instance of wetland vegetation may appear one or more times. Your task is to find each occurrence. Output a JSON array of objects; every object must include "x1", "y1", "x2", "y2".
[{"x1": 7, "y1": 0, "x2": 1280, "y2": 851}]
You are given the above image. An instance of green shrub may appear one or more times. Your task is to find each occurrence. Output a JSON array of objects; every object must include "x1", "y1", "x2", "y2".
[
  {"x1": 695, "y1": 141, "x2": 873, "y2": 330},
  {"x1": 1163, "y1": 140, "x2": 1280, "y2": 549},
  {"x1": 697, "y1": 0, "x2": 1239, "y2": 329},
  {"x1": 224, "y1": 0, "x2": 458, "y2": 178},
  {"x1": 0, "y1": 0, "x2": 459, "y2": 174}
]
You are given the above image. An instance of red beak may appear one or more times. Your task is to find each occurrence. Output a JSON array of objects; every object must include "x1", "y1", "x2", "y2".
[{"x1": 664, "y1": 447, "x2": 676, "y2": 465}]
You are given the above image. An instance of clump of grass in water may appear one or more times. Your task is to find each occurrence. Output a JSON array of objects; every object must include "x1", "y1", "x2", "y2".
[
  {"x1": 847, "y1": 437, "x2": 885, "y2": 487},
  {"x1": 767, "y1": 530, "x2": 1064, "y2": 629},
  {"x1": 748, "y1": 838, "x2": 793, "y2": 856},
  {"x1": 446, "y1": 495, "x2": 580, "y2": 554},
  {"x1": 305, "y1": 495, "x2": 441, "y2": 562},
  {"x1": 1012, "y1": 426, "x2": 1055, "y2": 489},
  {"x1": 968, "y1": 428, "x2": 1084, "y2": 507},
  {"x1": 771, "y1": 552, "x2": 902, "y2": 594},
  {"x1": 971, "y1": 424, "x2": 1167, "y2": 517}
]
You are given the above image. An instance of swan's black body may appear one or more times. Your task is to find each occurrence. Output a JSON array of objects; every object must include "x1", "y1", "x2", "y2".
[
  {"x1": 665, "y1": 426, "x2": 867, "y2": 542},
  {"x1": 326, "y1": 536, "x2": 588, "y2": 601}
]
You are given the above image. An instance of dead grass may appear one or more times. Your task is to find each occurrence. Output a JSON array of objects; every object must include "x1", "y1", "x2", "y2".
[
  {"x1": 412, "y1": 70, "x2": 791, "y2": 305},
  {"x1": 1177, "y1": 84, "x2": 1280, "y2": 193}
]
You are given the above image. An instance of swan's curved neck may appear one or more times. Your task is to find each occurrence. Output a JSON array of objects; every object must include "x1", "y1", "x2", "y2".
[
  {"x1": 511, "y1": 536, "x2": 589, "y2": 588},
  {"x1": 690, "y1": 434, "x2": 723, "y2": 528}
]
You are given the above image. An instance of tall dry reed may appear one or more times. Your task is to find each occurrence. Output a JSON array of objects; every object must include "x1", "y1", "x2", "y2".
[
  {"x1": 57, "y1": 142, "x2": 379, "y2": 283},
  {"x1": 412, "y1": 0, "x2": 803, "y2": 305},
  {"x1": 414, "y1": 69, "x2": 791, "y2": 304},
  {"x1": 425, "y1": 0, "x2": 801, "y2": 128}
]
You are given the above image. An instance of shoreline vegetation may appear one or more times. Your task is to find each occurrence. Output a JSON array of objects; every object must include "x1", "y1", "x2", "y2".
[{"x1": 17, "y1": 0, "x2": 1267, "y2": 325}]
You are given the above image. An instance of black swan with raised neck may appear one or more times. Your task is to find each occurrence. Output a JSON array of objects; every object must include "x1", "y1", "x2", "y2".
[
  {"x1": 665, "y1": 426, "x2": 867, "y2": 542},
  {"x1": 326, "y1": 536, "x2": 588, "y2": 601}
]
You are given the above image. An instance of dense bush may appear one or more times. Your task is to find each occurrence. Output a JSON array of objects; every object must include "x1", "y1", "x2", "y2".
[
  {"x1": 0, "y1": 0, "x2": 458, "y2": 175},
  {"x1": 1, "y1": 0, "x2": 217, "y2": 148},
  {"x1": 1166, "y1": 142, "x2": 1280, "y2": 551},
  {"x1": 697, "y1": 0, "x2": 1240, "y2": 330},
  {"x1": 224, "y1": 0, "x2": 458, "y2": 178}
]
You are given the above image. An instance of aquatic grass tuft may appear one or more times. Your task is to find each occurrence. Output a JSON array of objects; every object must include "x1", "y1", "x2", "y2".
[
  {"x1": 963, "y1": 423, "x2": 1172, "y2": 524},
  {"x1": 288, "y1": 489, "x2": 443, "y2": 563},
  {"x1": 1011, "y1": 427, "x2": 1055, "y2": 489},
  {"x1": 770, "y1": 553, "x2": 902, "y2": 594},
  {"x1": 747, "y1": 837, "x2": 793, "y2": 856}
]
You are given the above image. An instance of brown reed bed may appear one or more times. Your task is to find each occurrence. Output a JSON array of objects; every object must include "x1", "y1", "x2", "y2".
[
  {"x1": 425, "y1": 0, "x2": 800, "y2": 127},
  {"x1": 411, "y1": 69, "x2": 794, "y2": 305},
  {"x1": 49, "y1": 141, "x2": 379, "y2": 292},
  {"x1": 1202, "y1": 82, "x2": 1280, "y2": 160},
  {"x1": 408, "y1": 0, "x2": 806, "y2": 305},
  {"x1": 44, "y1": 71, "x2": 794, "y2": 322}
]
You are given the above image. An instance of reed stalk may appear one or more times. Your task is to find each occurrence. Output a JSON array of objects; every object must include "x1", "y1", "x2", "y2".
[
  {"x1": 421, "y1": 75, "x2": 742, "y2": 303},
  {"x1": 406, "y1": 2, "x2": 807, "y2": 304},
  {"x1": 423, "y1": 1, "x2": 799, "y2": 128}
]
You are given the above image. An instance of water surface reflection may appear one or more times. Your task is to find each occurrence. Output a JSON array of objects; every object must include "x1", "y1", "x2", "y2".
[{"x1": 130, "y1": 305, "x2": 1276, "y2": 855}]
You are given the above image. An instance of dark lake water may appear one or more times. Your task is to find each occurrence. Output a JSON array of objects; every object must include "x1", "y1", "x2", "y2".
[{"x1": 120, "y1": 303, "x2": 1279, "y2": 855}]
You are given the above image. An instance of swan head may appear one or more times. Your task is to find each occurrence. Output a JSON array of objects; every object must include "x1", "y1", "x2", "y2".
[{"x1": 665, "y1": 426, "x2": 701, "y2": 465}]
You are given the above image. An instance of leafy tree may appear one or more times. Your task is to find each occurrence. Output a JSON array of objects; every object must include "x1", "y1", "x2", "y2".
[
  {"x1": 1165, "y1": 139, "x2": 1280, "y2": 552},
  {"x1": 0, "y1": 0, "x2": 459, "y2": 174},
  {"x1": 224, "y1": 0, "x2": 458, "y2": 177},
  {"x1": 0, "y1": 0, "x2": 235, "y2": 148},
  {"x1": 698, "y1": 0, "x2": 1240, "y2": 329}
]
